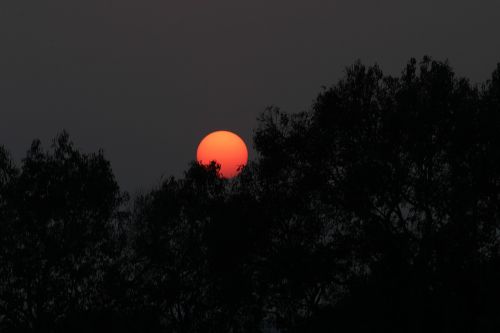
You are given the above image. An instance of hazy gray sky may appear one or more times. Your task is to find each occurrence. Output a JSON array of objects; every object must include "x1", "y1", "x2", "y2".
[{"x1": 1, "y1": 0, "x2": 499, "y2": 192}]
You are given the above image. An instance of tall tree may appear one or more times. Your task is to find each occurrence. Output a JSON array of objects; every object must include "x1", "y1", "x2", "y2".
[
  {"x1": 0, "y1": 132, "x2": 125, "y2": 332},
  {"x1": 252, "y1": 57, "x2": 500, "y2": 332}
]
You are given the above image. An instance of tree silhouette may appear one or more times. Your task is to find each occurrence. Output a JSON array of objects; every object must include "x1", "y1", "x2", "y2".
[
  {"x1": 252, "y1": 57, "x2": 500, "y2": 332},
  {"x1": 126, "y1": 161, "x2": 264, "y2": 332},
  {"x1": 1, "y1": 57, "x2": 500, "y2": 332},
  {"x1": 0, "y1": 132, "x2": 126, "y2": 332}
]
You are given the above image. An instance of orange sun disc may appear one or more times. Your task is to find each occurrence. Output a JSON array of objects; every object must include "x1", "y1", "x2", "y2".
[{"x1": 196, "y1": 130, "x2": 248, "y2": 178}]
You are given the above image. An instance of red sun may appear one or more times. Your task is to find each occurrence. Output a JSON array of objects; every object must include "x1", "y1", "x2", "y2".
[{"x1": 196, "y1": 130, "x2": 248, "y2": 178}]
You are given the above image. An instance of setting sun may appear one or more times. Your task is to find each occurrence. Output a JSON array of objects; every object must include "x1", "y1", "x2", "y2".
[{"x1": 196, "y1": 130, "x2": 248, "y2": 178}]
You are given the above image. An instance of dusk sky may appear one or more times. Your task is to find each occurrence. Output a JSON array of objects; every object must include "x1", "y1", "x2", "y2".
[{"x1": 1, "y1": 0, "x2": 499, "y2": 192}]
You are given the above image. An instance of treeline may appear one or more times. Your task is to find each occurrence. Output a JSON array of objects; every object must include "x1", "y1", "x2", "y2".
[{"x1": 1, "y1": 57, "x2": 500, "y2": 332}]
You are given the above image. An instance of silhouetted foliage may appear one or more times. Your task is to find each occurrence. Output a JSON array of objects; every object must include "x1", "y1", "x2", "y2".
[
  {"x1": 124, "y1": 161, "x2": 263, "y2": 332},
  {"x1": 252, "y1": 57, "x2": 500, "y2": 332},
  {"x1": 1, "y1": 57, "x2": 500, "y2": 332},
  {"x1": 0, "y1": 132, "x2": 126, "y2": 332}
]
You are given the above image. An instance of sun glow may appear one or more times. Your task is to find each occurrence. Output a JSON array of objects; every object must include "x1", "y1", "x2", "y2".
[{"x1": 196, "y1": 130, "x2": 248, "y2": 178}]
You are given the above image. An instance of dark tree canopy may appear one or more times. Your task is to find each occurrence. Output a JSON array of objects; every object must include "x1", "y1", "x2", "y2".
[
  {"x1": 1, "y1": 57, "x2": 500, "y2": 332},
  {"x1": 0, "y1": 132, "x2": 125, "y2": 331}
]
